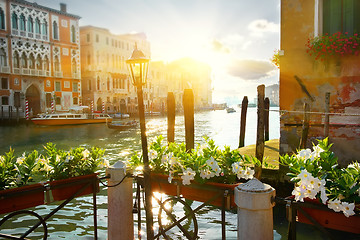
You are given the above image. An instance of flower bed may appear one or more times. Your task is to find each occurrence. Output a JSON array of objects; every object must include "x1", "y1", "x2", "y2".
[
  {"x1": 129, "y1": 136, "x2": 261, "y2": 206},
  {"x1": 0, "y1": 143, "x2": 107, "y2": 213},
  {"x1": 306, "y1": 32, "x2": 360, "y2": 60},
  {"x1": 280, "y1": 138, "x2": 360, "y2": 218}
]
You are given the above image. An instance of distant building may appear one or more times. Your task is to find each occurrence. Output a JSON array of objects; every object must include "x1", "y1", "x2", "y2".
[
  {"x1": 0, "y1": 0, "x2": 81, "y2": 115},
  {"x1": 80, "y1": 25, "x2": 150, "y2": 115},
  {"x1": 265, "y1": 84, "x2": 279, "y2": 106}
]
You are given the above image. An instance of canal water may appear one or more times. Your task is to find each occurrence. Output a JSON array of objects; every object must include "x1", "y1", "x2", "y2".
[{"x1": 0, "y1": 107, "x2": 356, "y2": 239}]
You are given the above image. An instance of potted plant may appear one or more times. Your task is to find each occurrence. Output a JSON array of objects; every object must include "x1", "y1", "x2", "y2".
[
  {"x1": 0, "y1": 149, "x2": 45, "y2": 214},
  {"x1": 128, "y1": 136, "x2": 260, "y2": 208},
  {"x1": 280, "y1": 138, "x2": 360, "y2": 233},
  {"x1": 41, "y1": 143, "x2": 108, "y2": 201}
]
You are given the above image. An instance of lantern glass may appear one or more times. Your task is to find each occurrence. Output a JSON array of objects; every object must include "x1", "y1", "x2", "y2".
[{"x1": 126, "y1": 45, "x2": 149, "y2": 86}]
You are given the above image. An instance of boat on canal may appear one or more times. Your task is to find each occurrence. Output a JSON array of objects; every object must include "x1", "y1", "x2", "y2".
[
  {"x1": 226, "y1": 107, "x2": 236, "y2": 113},
  {"x1": 31, "y1": 106, "x2": 112, "y2": 126},
  {"x1": 107, "y1": 120, "x2": 138, "y2": 130}
]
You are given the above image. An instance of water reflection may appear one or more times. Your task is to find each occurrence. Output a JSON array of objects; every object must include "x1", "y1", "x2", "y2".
[{"x1": 0, "y1": 108, "x2": 282, "y2": 239}]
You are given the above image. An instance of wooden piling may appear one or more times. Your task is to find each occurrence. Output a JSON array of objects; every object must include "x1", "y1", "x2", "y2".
[
  {"x1": 167, "y1": 92, "x2": 175, "y2": 143},
  {"x1": 238, "y1": 96, "x2": 248, "y2": 148},
  {"x1": 255, "y1": 85, "x2": 265, "y2": 180},
  {"x1": 264, "y1": 97, "x2": 270, "y2": 141},
  {"x1": 299, "y1": 102, "x2": 310, "y2": 149},
  {"x1": 183, "y1": 89, "x2": 194, "y2": 151},
  {"x1": 324, "y1": 92, "x2": 330, "y2": 138}
]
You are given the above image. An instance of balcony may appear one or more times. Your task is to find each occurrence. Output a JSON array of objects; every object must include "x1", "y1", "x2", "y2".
[
  {"x1": 22, "y1": 69, "x2": 30, "y2": 75},
  {"x1": 42, "y1": 35, "x2": 48, "y2": 41},
  {"x1": 28, "y1": 32, "x2": 33, "y2": 38},
  {"x1": 54, "y1": 71, "x2": 63, "y2": 78},
  {"x1": 20, "y1": 31, "x2": 26, "y2": 37},
  {"x1": 13, "y1": 68, "x2": 20, "y2": 74},
  {"x1": 72, "y1": 72, "x2": 81, "y2": 79},
  {"x1": 0, "y1": 66, "x2": 10, "y2": 73},
  {"x1": 12, "y1": 29, "x2": 18, "y2": 36}
]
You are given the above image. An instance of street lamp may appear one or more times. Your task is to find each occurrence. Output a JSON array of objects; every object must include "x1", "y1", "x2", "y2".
[{"x1": 126, "y1": 43, "x2": 154, "y2": 240}]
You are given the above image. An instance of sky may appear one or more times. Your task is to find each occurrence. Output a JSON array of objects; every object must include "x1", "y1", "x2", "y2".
[{"x1": 35, "y1": 0, "x2": 280, "y2": 104}]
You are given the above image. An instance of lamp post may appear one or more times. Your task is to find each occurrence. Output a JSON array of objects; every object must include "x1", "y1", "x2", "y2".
[{"x1": 126, "y1": 44, "x2": 154, "y2": 240}]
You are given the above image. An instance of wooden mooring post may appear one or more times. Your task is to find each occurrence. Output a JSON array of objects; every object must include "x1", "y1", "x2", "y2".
[
  {"x1": 299, "y1": 102, "x2": 310, "y2": 149},
  {"x1": 255, "y1": 85, "x2": 265, "y2": 180},
  {"x1": 167, "y1": 92, "x2": 175, "y2": 143},
  {"x1": 238, "y1": 96, "x2": 248, "y2": 148},
  {"x1": 324, "y1": 92, "x2": 330, "y2": 138},
  {"x1": 183, "y1": 89, "x2": 194, "y2": 151},
  {"x1": 264, "y1": 97, "x2": 270, "y2": 141}
]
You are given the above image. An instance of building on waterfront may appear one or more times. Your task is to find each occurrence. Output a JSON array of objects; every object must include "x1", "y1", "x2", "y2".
[
  {"x1": 0, "y1": 0, "x2": 81, "y2": 117},
  {"x1": 280, "y1": 0, "x2": 360, "y2": 165},
  {"x1": 80, "y1": 25, "x2": 151, "y2": 115},
  {"x1": 167, "y1": 58, "x2": 212, "y2": 111},
  {"x1": 265, "y1": 84, "x2": 279, "y2": 107}
]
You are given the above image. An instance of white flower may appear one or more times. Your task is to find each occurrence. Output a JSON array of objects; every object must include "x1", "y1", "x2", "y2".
[
  {"x1": 149, "y1": 150, "x2": 158, "y2": 160},
  {"x1": 327, "y1": 199, "x2": 342, "y2": 212},
  {"x1": 341, "y1": 202, "x2": 355, "y2": 217},
  {"x1": 242, "y1": 167, "x2": 254, "y2": 180},
  {"x1": 168, "y1": 172, "x2": 173, "y2": 183},
  {"x1": 0, "y1": 156, "x2": 4, "y2": 163},
  {"x1": 296, "y1": 149, "x2": 313, "y2": 160},
  {"x1": 232, "y1": 162, "x2": 240, "y2": 174},
  {"x1": 312, "y1": 145, "x2": 325, "y2": 158},
  {"x1": 206, "y1": 157, "x2": 217, "y2": 169},
  {"x1": 65, "y1": 155, "x2": 74, "y2": 163},
  {"x1": 82, "y1": 149, "x2": 91, "y2": 159},
  {"x1": 292, "y1": 184, "x2": 307, "y2": 202},
  {"x1": 304, "y1": 188, "x2": 317, "y2": 199},
  {"x1": 297, "y1": 169, "x2": 312, "y2": 183},
  {"x1": 16, "y1": 153, "x2": 26, "y2": 165},
  {"x1": 320, "y1": 187, "x2": 328, "y2": 204},
  {"x1": 99, "y1": 159, "x2": 109, "y2": 168},
  {"x1": 181, "y1": 168, "x2": 196, "y2": 185}
]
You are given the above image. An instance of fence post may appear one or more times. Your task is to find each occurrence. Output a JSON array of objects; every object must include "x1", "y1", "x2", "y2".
[
  {"x1": 107, "y1": 161, "x2": 133, "y2": 240},
  {"x1": 234, "y1": 178, "x2": 276, "y2": 240},
  {"x1": 324, "y1": 92, "x2": 330, "y2": 138},
  {"x1": 238, "y1": 96, "x2": 248, "y2": 148},
  {"x1": 255, "y1": 85, "x2": 265, "y2": 179},
  {"x1": 264, "y1": 97, "x2": 270, "y2": 141},
  {"x1": 167, "y1": 92, "x2": 175, "y2": 143},
  {"x1": 183, "y1": 89, "x2": 194, "y2": 151},
  {"x1": 299, "y1": 102, "x2": 310, "y2": 149}
]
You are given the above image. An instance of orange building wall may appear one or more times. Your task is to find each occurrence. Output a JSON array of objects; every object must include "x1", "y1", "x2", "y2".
[{"x1": 280, "y1": 0, "x2": 360, "y2": 165}]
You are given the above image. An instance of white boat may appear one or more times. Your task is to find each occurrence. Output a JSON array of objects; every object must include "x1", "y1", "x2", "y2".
[
  {"x1": 31, "y1": 106, "x2": 112, "y2": 126},
  {"x1": 226, "y1": 107, "x2": 236, "y2": 113}
]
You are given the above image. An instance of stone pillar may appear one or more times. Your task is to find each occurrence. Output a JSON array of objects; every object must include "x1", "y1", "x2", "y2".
[
  {"x1": 107, "y1": 161, "x2": 133, "y2": 240},
  {"x1": 234, "y1": 178, "x2": 276, "y2": 240}
]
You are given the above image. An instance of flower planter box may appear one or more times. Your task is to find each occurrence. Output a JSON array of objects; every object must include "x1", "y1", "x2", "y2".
[
  {"x1": 0, "y1": 183, "x2": 45, "y2": 214},
  {"x1": 49, "y1": 173, "x2": 99, "y2": 202},
  {"x1": 296, "y1": 198, "x2": 360, "y2": 234},
  {"x1": 151, "y1": 173, "x2": 240, "y2": 209}
]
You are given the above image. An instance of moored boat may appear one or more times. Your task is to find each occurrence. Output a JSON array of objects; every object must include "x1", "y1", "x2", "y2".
[
  {"x1": 31, "y1": 106, "x2": 112, "y2": 126},
  {"x1": 226, "y1": 107, "x2": 236, "y2": 113},
  {"x1": 107, "y1": 121, "x2": 137, "y2": 130}
]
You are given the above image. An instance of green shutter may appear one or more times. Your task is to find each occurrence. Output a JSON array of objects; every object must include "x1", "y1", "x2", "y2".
[
  {"x1": 323, "y1": 0, "x2": 342, "y2": 35},
  {"x1": 343, "y1": 0, "x2": 354, "y2": 35}
]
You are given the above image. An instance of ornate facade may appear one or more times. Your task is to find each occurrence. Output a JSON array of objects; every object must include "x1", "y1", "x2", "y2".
[
  {"x1": 80, "y1": 26, "x2": 151, "y2": 114},
  {"x1": 0, "y1": 0, "x2": 80, "y2": 116}
]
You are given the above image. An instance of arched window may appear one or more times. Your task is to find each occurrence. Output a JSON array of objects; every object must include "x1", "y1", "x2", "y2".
[
  {"x1": 53, "y1": 21, "x2": 58, "y2": 39},
  {"x1": 19, "y1": 14, "x2": 26, "y2": 31},
  {"x1": 11, "y1": 13, "x2": 18, "y2": 29},
  {"x1": 0, "y1": 48, "x2": 7, "y2": 67},
  {"x1": 0, "y1": 8, "x2": 4, "y2": 30},
  {"x1": 28, "y1": 54, "x2": 35, "y2": 69},
  {"x1": 72, "y1": 58, "x2": 77, "y2": 73},
  {"x1": 107, "y1": 78, "x2": 110, "y2": 91},
  {"x1": 42, "y1": 20, "x2": 47, "y2": 35},
  {"x1": 43, "y1": 56, "x2": 49, "y2": 71},
  {"x1": 97, "y1": 76, "x2": 100, "y2": 90},
  {"x1": 35, "y1": 18, "x2": 41, "y2": 34},
  {"x1": 71, "y1": 25, "x2": 76, "y2": 43},
  {"x1": 27, "y1": 16, "x2": 33, "y2": 32},
  {"x1": 54, "y1": 56, "x2": 60, "y2": 72},
  {"x1": 13, "y1": 51, "x2": 19, "y2": 68},
  {"x1": 21, "y1": 53, "x2": 27, "y2": 68},
  {"x1": 36, "y1": 55, "x2": 42, "y2": 70}
]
